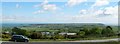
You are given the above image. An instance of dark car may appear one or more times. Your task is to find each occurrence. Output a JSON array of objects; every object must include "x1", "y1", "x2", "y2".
[{"x1": 10, "y1": 35, "x2": 29, "y2": 42}]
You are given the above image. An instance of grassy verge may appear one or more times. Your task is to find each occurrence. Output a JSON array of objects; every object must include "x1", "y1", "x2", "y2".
[
  {"x1": 29, "y1": 36, "x2": 119, "y2": 42},
  {"x1": 1, "y1": 36, "x2": 119, "y2": 42}
]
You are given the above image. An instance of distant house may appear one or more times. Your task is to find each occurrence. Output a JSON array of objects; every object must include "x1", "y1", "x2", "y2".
[
  {"x1": 67, "y1": 33, "x2": 76, "y2": 35},
  {"x1": 59, "y1": 32, "x2": 76, "y2": 36},
  {"x1": 3, "y1": 31, "x2": 10, "y2": 34},
  {"x1": 59, "y1": 32, "x2": 77, "y2": 39},
  {"x1": 37, "y1": 26, "x2": 41, "y2": 28},
  {"x1": 59, "y1": 32, "x2": 67, "y2": 35},
  {"x1": 41, "y1": 31, "x2": 50, "y2": 35},
  {"x1": 66, "y1": 33, "x2": 77, "y2": 39},
  {"x1": 40, "y1": 31, "x2": 55, "y2": 38}
]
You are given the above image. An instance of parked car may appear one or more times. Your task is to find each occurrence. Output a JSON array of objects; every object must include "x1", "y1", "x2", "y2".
[{"x1": 10, "y1": 35, "x2": 29, "y2": 42}]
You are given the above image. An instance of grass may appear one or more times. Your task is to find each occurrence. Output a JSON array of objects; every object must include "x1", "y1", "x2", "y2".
[
  {"x1": 21, "y1": 27, "x2": 59, "y2": 32},
  {"x1": 25, "y1": 36, "x2": 120, "y2": 42},
  {"x1": 1, "y1": 36, "x2": 119, "y2": 42}
]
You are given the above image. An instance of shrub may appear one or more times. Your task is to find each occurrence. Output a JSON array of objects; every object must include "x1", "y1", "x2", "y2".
[
  {"x1": 55, "y1": 35, "x2": 65, "y2": 39},
  {"x1": 2, "y1": 34, "x2": 10, "y2": 38},
  {"x1": 78, "y1": 31, "x2": 85, "y2": 37},
  {"x1": 102, "y1": 26, "x2": 115, "y2": 37},
  {"x1": 12, "y1": 27, "x2": 27, "y2": 35},
  {"x1": 30, "y1": 32, "x2": 42, "y2": 39}
]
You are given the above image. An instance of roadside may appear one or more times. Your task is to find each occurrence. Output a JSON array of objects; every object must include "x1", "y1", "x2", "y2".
[
  {"x1": 1, "y1": 38, "x2": 119, "y2": 42},
  {"x1": 29, "y1": 38, "x2": 119, "y2": 42},
  {"x1": 63, "y1": 38, "x2": 119, "y2": 42},
  {"x1": 1, "y1": 41, "x2": 119, "y2": 44}
]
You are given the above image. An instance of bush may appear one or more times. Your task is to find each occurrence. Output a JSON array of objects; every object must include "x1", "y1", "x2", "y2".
[
  {"x1": 12, "y1": 27, "x2": 27, "y2": 35},
  {"x1": 55, "y1": 35, "x2": 65, "y2": 39},
  {"x1": 90, "y1": 27, "x2": 102, "y2": 36},
  {"x1": 30, "y1": 32, "x2": 42, "y2": 39},
  {"x1": 102, "y1": 26, "x2": 115, "y2": 37},
  {"x1": 2, "y1": 34, "x2": 10, "y2": 38},
  {"x1": 78, "y1": 31, "x2": 85, "y2": 37}
]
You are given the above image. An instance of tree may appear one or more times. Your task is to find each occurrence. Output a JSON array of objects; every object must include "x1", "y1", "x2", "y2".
[
  {"x1": 102, "y1": 26, "x2": 115, "y2": 37},
  {"x1": 82, "y1": 27, "x2": 91, "y2": 35},
  {"x1": 78, "y1": 31, "x2": 85, "y2": 38},
  {"x1": 12, "y1": 27, "x2": 27, "y2": 35},
  {"x1": 90, "y1": 27, "x2": 102, "y2": 35},
  {"x1": 30, "y1": 32, "x2": 42, "y2": 39},
  {"x1": 106, "y1": 26, "x2": 112, "y2": 30},
  {"x1": 55, "y1": 35, "x2": 65, "y2": 39}
]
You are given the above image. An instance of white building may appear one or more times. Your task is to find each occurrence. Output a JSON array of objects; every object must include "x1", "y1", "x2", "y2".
[
  {"x1": 67, "y1": 33, "x2": 76, "y2": 35},
  {"x1": 59, "y1": 32, "x2": 67, "y2": 35},
  {"x1": 59, "y1": 32, "x2": 76, "y2": 35},
  {"x1": 41, "y1": 32, "x2": 50, "y2": 35}
]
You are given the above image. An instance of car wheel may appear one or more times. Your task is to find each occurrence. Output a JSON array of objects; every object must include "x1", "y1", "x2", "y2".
[
  {"x1": 14, "y1": 40, "x2": 17, "y2": 42},
  {"x1": 25, "y1": 40, "x2": 28, "y2": 42}
]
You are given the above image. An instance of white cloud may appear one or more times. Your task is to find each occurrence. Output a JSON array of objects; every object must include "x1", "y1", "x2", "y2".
[
  {"x1": 98, "y1": 15, "x2": 118, "y2": 25},
  {"x1": 94, "y1": 6, "x2": 118, "y2": 25},
  {"x1": 104, "y1": 6, "x2": 118, "y2": 16},
  {"x1": 34, "y1": 0, "x2": 58, "y2": 11},
  {"x1": 2, "y1": 15, "x2": 15, "y2": 21},
  {"x1": 66, "y1": 0, "x2": 87, "y2": 7},
  {"x1": 75, "y1": 5, "x2": 118, "y2": 25},
  {"x1": 92, "y1": 0, "x2": 109, "y2": 7},
  {"x1": 33, "y1": 0, "x2": 59, "y2": 14},
  {"x1": 2, "y1": 15, "x2": 46, "y2": 23},
  {"x1": 33, "y1": 4, "x2": 59, "y2": 14},
  {"x1": 66, "y1": 2, "x2": 118, "y2": 24},
  {"x1": 16, "y1": 4, "x2": 21, "y2": 8},
  {"x1": 79, "y1": 9, "x2": 87, "y2": 15},
  {"x1": 33, "y1": 10, "x2": 44, "y2": 14},
  {"x1": 41, "y1": 0, "x2": 48, "y2": 5},
  {"x1": 33, "y1": 0, "x2": 48, "y2": 8},
  {"x1": 79, "y1": 9, "x2": 103, "y2": 16},
  {"x1": 96, "y1": 6, "x2": 118, "y2": 17},
  {"x1": 43, "y1": 4, "x2": 58, "y2": 11}
]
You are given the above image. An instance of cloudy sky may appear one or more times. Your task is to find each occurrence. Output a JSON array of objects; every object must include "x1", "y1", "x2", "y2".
[{"x1": 1, "y1": 0, "x2": 119, "y2": 25}]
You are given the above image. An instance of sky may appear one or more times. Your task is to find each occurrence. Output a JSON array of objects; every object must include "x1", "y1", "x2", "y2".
[{"x1": 1, "y1": 0, "x2": 119, "y2": 25}]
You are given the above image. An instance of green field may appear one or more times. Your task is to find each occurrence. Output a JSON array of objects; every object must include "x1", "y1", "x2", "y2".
[{"x1": 21, "y1": 27, "x2": 59, "y2": 32}]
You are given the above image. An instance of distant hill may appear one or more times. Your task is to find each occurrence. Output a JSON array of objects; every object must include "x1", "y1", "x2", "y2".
[
  {"x1": 2, "y1": 23, "x2": 30, "y2": 28},
  {"x1": 2, "y1": 23, "x2": 105, "y2": 27}
]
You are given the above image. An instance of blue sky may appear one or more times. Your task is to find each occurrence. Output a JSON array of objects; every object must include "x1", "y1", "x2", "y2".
[{"x1": 1, "y1": 0, "x2": 119, "y2": 25}]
